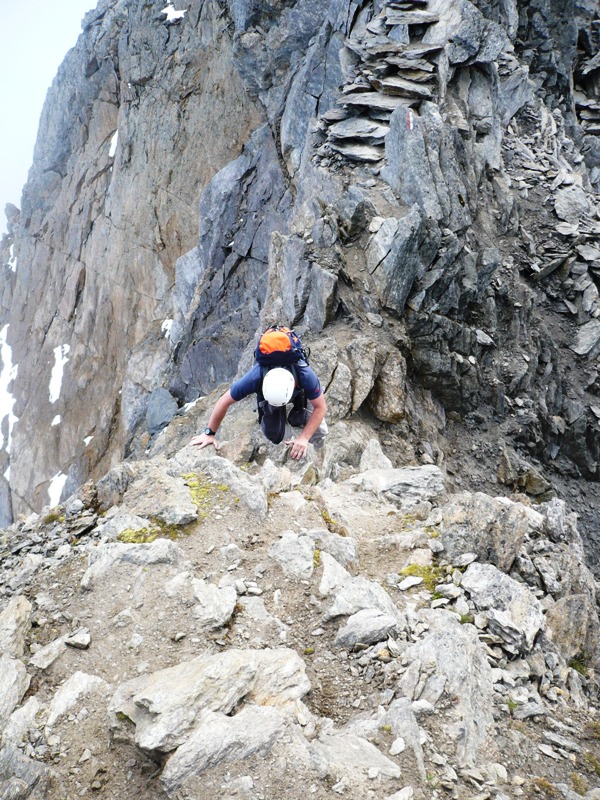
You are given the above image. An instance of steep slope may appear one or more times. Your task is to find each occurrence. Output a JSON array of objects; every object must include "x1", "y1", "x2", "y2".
[
  {"x1": 1, "y1": 3, "x2": 600, "y2": 549},
  {"x1": 0, "y1": 408, "x2": 599, "y2": 799}
]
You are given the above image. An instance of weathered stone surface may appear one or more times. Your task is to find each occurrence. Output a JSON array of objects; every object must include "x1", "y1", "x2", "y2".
[
  {"x1": 311, "y1": 731, "x2": 401, "y2": 780},
  {"x1": 0, "y1": 745, "x2": 62, "y2": 800},
  {"x1": 269, "y1": 532, "x2": 315, "y2": 579},
  {"x1": 192, "y1": 580, "x2": 237, "y2": 629},
  {"x1": 81, "y1": 539, "x2": 190, "y2": 590},
  {"x1": 2, "y1": 697, "x2": 42, "y2": 747},
  {"x1": 346, "y1": 465, "x2": 445, "y2": 509},
  {"x1": 440, "y1": 493, "x2": 541, "y2": 572},
  {"x1": 570, "y1": 319, "x2": 600, "y2": 356},
  {"x1": 0, "y1": 595, "x2": 32, "y2": 658},
  {"x1": 306, "y1": 529, "x2": 357, "y2": 566},
  {"x1": 121, "y1": 464, "x2": 197, "y2": 526},
  {"x1": 160, "y1": 706, "x2": 287, "y2": 793},
  {"x1": 462, "y1": 563, "x2": 545, "y2": 654},
  {"x1": 545, "y1": 594, "x2": 600, "y2": 667},
  {"x1": 0, "y1": 656, "x2": 30, "y2": 729},
  {"x1": 109, "y1": 648, "x2": 310, "y2": 755},
  {"x1": 29, "y1": 636, "x2": 68, "y2": 670},
  {"x1": 368, "y1": 350, "x2": 408, "y2": 423},
  {"x1": 96, "y1": 464, "x2": 138, "y2": 512},
  {"x1": 146, "y1": 388, "x2": 179, "y2": 435},
  {"x1": 334, "y1": 608, "x2": 400, "y2": 648},
  {"x1": 402, "y1": 612, "x2": 494, "y2": 766},
  {"x1": 46, "y1": 671, "x2": 109, "y2": 728},
  {"x1": 359, "y1": 439, "x2": 393, "y2": 472},
  {"x1": 554, "y1": 185, "x2": 592, "y2": 222},
  {"x1": 324, "y1": 575, "x2": 402, "y2": 622}
]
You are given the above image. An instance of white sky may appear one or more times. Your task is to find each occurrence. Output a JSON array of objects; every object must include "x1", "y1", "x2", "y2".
[{"x1": 0, "y1": 0, "x2": 98, "y2": 236}]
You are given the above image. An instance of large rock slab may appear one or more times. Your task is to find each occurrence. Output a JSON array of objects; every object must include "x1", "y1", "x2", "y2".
[
  {"x1": 0, "y1": 655, "x2": 30, "y2": 729},
  {"x1": 346, "y1": 464, "x2": 445, "y2": 510},
  {"x1": 335, "y1": 608, "x2": 401, "y2": 649},
  {"x1": 0, "y1": 595, "x2": 32, "y2": 658},
  {"x1": 81, "y1": 539, "x2": 190, "y2": 590},
  {"x1": 46, "y1": 671, "x2": 109, "y2": 728},
  {"x1": 109, "y1": 648, "x2": 311, "y2": 756},
  {"x1": 403, "y1": 612, "x2": 494, "y2": 767},
  {"x1": 269, "y1": 532, "x2": 315, "y2": 579},
  {"x1": 160, "y1": 706, "x2": 287, "y2": 794},
  {"x1": 311, "y1": 731, "x2": 401, "y2": 781},
  {"x1": 462, "y1": 563, "x2": 545, "y2": 654},
  {"x1": 121, "y1": 463, "x2": 198, "y2": 526},
  {"x1": 440, "y1": 493, "x2": 542, "y2": 572},
  {"x1": 545, "y1": 594, "x2": 600, "y2": 667}
]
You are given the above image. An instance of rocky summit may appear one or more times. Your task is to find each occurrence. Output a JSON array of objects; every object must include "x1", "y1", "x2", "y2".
[{"x1": 1, "y1": 0, "x2": 600, "y2": 798}]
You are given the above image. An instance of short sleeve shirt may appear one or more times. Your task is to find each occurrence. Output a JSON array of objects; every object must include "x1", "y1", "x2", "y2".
[{"x1": 230, "y1": 362, "x2": 322, "y2": 402}]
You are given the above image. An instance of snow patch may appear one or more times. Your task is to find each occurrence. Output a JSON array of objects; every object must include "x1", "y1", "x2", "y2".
[
  {"x1": 48, "y1": 472, "x2": 68, "y2": 507},
  {"x1": 0, "y1": 325, "x2": 19, "y2": 453},
  {"x1": 182, "y1": 397, "x2": 202, "y2": 414},
  {"x1": 161, "y1": 319, "x2": 173, "y2": 337},
  {"x1": 84, "y1": 436, "x2": 93, "y2": 446},
  {"x1": 161, "y1": 4, "x2": 186, "y2": 21},
  {"x1": 51, "y1": 415, "x2": 61, "y2": 427},
  {"x1": 8, "y1": 243, "x2": 17, "y2": 272},
  {"x1": 109, "y1": 130, "x2": 119, "y2": 158},
  {"x1": 49, "y1": 345, "x2": 70, "y2": 404}
]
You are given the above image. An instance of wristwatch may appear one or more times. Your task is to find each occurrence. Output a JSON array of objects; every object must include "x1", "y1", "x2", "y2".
[{"x1": 203, "y1": 427, "x2": 217, "y2": 436}]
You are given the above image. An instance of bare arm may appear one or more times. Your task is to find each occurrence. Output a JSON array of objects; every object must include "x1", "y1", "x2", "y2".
[
  {"x1": 190, "y1": 390, "x2": 237, "y2": 449},
  {"x1": 286, "y1": 393, "x2": 327, "y2": 460}
]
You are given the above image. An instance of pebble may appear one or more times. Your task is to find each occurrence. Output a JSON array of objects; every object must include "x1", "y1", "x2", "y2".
[
  {"x1": 390, "y1": 737, "x2": 406, "y2": 756},
  {"x1": 398, "y1": 576, "x2": 423, "y2": 590},
  {"x1": 79, "y1": 749, "x2": 92, "y2": 763}
]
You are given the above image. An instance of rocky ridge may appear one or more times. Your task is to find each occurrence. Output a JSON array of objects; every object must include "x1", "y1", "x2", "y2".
[{"x1": 0, "y1": 406, "x2": 599, "y2": 800}]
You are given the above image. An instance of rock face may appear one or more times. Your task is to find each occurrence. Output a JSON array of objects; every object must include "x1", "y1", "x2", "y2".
[{"x1": 2, "y1": 0, "x2": 600, "y2": 557}]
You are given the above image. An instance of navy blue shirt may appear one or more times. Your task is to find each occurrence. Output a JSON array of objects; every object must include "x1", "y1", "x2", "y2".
[{"x1": 230, "y1": 362, "x2": 322, "y2": 402}]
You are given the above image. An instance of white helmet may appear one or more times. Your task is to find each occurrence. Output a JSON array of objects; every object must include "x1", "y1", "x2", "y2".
[{"x1": 262, "y1": 368, "x2": 295, "y2": 406}]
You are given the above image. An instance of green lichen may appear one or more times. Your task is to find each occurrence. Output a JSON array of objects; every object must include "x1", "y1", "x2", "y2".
[
  {"x1": 313, "y1": 549, "x2": 321, "y2": 568},
  {"x1": 459, "y1": 614, "x2": 474, "y2": 625},
  {"x1": 304, "y1": 647, "x2": 315, "y2": 656},
  {"x1": 424, "y1": 526, "x2": 440, "y2": 538},
  {"x1": 182, "y1": 472, "x2": 230, "y2": 520},
  {"x1": 117, "y1": 527, "x2": 158, "y2": 544},
  {"x1": 587, "y1": 722, "x2": 600, "y2": 740},
  {"x1": 568, "y1": 654, "x2": 589, "y2": 677},
  {"x1": 399, "y1": 564, "x2": 443, "y2": 593}
]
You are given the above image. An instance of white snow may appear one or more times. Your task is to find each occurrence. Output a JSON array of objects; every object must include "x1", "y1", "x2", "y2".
[
  {"x1": 4, "y1": 466, "x2": 9, "y2": 481},
  {"x1": 109, "y1": 130, "x2": 119, "y2": 158},
  {"x1": 8, "y1": 243, "x2": 17, "y2": 272},
  {"x1": 49, "y1": 344, "x2": 70, "y2": 404},
  {"x1": 48, "y1": 472, "x2": 67, "y2": 507},
  {"x1": 84, "y1": 436, "x2": 93, "y2": 446},
  {"x1": 0, "y1": 325, "x2": 18, "y2": 453},
  {"x1": 161, "y1": 319, "x2": 173, "y2": 337},
  {"x1": 51, "y1": 415, "x2": 61, "y2": 426},
  {"x1": 182, "y1": 397, "x2": 202, "y2": 414},
  {"x1": 160, "y1": 4, "x2": 186, "y2": 21}
]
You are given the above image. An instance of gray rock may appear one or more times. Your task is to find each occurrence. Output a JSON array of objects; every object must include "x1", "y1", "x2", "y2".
[
  {"x1": 440, "y1": 493, "x2": 542, "y2": 572},
  {"x1": 554, "y1": 185, "x2": 592, "y2": 223},
  {"x1": 65, "y1": 628, "x2": 92, "y2": 649},
  {"x1": 0, "y1": 745, "x2": 61, "y2": 799},
  {"x1": 121, "y1": 464, "x2": 197, "y2": 526},
  {"x1": 306, "y1": 529, "x2": 357, "y2": 567},
  {"x1": 346, "y1": 464, "x2": 445, "y2": 510},
  {"x1": 95, "y1": 513, "x2": 152, "y2": 543},
  {"x1": 403, "y1": 611, "x2": 495, "y2": 767},
  {"x1": 384, "y1": 698, "x2": 426, "y2": 781},
  {"x1": 359, "y1": 439, "x2": 393, "y2": 472},
  {"x1": 146, "y1": 388, "x2": 178, "y2": 435},
  {"x1": 160, "y1": 706, "x2": 287, "y2": 793},
  {"x1": 29, "y1": 636, "x2": 68, "y2": 670},
  {"x1": 0, "y1": 595, "x2": 32, "y2": 658},
  {"x1": 570, "y1": 319, "x2": 600, "y2": 356},
  {"x1": 334, "y1": 608, "x2": 401, "y2": 649},
  {"x1": 311, "y1": 731, "x2": 401, "y2": 780},
  {"x1": 192, "y1": 580, "x2": 237, "y2": 630},
  {"x1": 324, "y1": 575, "x2": 403, "y2": 623},
  {"x1": 269, "y1": 532, "x2": 315, "y2": 579},
  {"x1": 96, "y1": 464, "x2": 138, "y2": 512},
  {"x1": 545, "y1": 594, "x2": 600, "y2": 667},
  {"x1": 0, "y1": 656, "x2": 30, "y2": 729},
  {"x1": 368, "y1": 349, "x2": 408, "y2": 423},
  {"x1": 109, "y1": 648, "x2": 310, "y2": 755},
  {"x1": 2, "y1": 697, "x2": 43, "y2": 746},
  {"x1": 46, "y1": 671, "x2": 109, "y2": 728},
  {"x1": 462, "y1": 563, "x2": 545, "y2": 654},
  {"x1": 81, "y1": 539, "x2": 190, "y2": 590}
]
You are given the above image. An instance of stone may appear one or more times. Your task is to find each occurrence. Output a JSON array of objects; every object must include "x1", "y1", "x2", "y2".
[
  {"x1": 192, "y1": 580, "x2": 237, "y2": 630},
  {"x1": 306, "y1": 529, "x2": 357, "y2": 567},
  {"x1": 324, "y1": 575, "x2": 403, "y2": 623},
  {"x1": 160, "y1": 706, "x2": 287, "y2": 793},
  {"x1": 95, "y1": 514, "x2": 152, "y2": 543},
  {"x1": 29, "y1": 635, "x2": 68, "y2": 670},
  {"x1": 81, "y1": 538, "x2": 190, "y2": 590},
  {"x1": 334, "y1": 608, "x2": 401, "y2": 649},
  {"x1": 398, "y1": 576, "x2": 424, "y2": 590},
  {"x1": 0, "y1": 595, "x2": 32, "y2": 658},
  {"x1": 0, "y1": 745, "x2": 61, "y2": 800},
  {"x1": 66, "y1": 628, "x2": 92, "y2": 649},
  {"x1": 513, "y1": 702, "x2": 546, "y2": 720},
  {"x1": 328, "y1": 118, "x2": 390, "y2": 142},
  {"x1": 2, "y1": 696, "x2": 42, "y2": 746},
  {"x1": 368, "y1": 349, "x2": 408, "y2": 423},
  {"x1": 96, "y1": 464, "x2": 138, "y2": 512},
  {"x1": 554, "y1": 185, "x2": 592, "y2": 222},
  {"x1": 461, "y1": 563, "x2": 545, "y2": 654},
  {"x1": 359, "y1": 439, "x2": 393, "y2": 471},
  {"x1": 46, "y1": 671, "x2": 109, "y2": 728},
  {"x1": 570, "y1": 319, "x2": 600, "y2": 356},
  {"x1": 109, "y1": 648, "x2": 310, "y2": 755},
  {"x1": 440, "y1": 493, "x2": 541, "y2": 572},
  {"x1": 311, "y1": 732, "x2": 401, "y2": 780},
  {"x1": 268, "y1": 532, "x2": 315, "y2": 579},
  {"x1": 384, "y1": 698, "x2": 426, "y2": 781},
  {"x1": 402, "y1": 612, "x2": 494, "y2": 767},
  {"x1": 121, "y1": 464, "x2": 197, "y2": 526},
  {"x1": 346, "y1": 464, "x2": 445, "y2": 510},
  {"x1": 0, "y1": 656, "x2": 31, "y2": 729},
  {"x1": 319, "y1": 552, "x2": 352, "y2": 596},
  {"x1": 146, "y1": 388, "x2": 178, "y2": 435},
  {"x1": 545, "y1": 594, "x2": 600, "y2": 667}
]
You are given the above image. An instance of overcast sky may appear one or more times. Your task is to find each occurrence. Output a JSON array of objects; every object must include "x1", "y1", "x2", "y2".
[{"x1": 0, "y1": 0, "x2": 97, "y2": 236}]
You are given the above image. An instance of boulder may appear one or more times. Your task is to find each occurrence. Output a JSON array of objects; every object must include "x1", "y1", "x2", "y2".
[
  {"x1": 545, "y1": 594, "x2": 600, "y2": 668},
  {"x1": 121, "y1": 463, "x2": 197, "y2": 526},
  {"x1": 359, "y1": 439, "x2": 393, "y2": 472},
  {"x1": 346, "y1": 465, "x2": 445, "y2": 510},
  {"x1": 109, "y1": 648, "x2": 311, "y2": 756},
  {"x1": 0, "y1": 595, "x2": 32, "y2": 658},
  {"x1": 46, "y1": 671, "x2": 109, "y2": 728},
  {"x1": 269, "y1": 532, "x2": 315, "y2": 579},
  {"x1": 462, "y1": 563, "x2": 545, "y2": 654},
  {"x1": 335, "y1": 608, "x2": 401, "y2": 649},
  {"x1": 440, "y1": 493, "x2": 542, "y2": 572},
  {"x1": 0, "y1": 655, "x2": 30, "y2": 729},
  {"x1": 311, "y1": 731, "x2": 401, "y2": 781},
  {"x1": 81, "y1": 539, "x2": 190, "y2": 590},
  {"x1": 146, "y1": 388, "x2": 178, "y2": 435},
  {"x1": 368, "y1": 350, "x2": 408, "y2": 423},
  {"x1": 192, "y1": 580, "x2": 237, "y2": 629},
  {"x1": 324, "y1": 575, "x2": 403, "y2": 623}
]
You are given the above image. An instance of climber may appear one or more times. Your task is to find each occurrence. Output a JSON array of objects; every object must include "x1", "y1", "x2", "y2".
[
  {"x1": 190, "y1": 359, "x2": 327, "y2": 461},
  {"x1": 191, "y1": 325, "x2": 328, "y2": 460}
]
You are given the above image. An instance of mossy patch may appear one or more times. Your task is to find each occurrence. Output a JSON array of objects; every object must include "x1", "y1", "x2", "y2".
[
  {"x1": 568, "y1": 654, "x2": 589, "y2": 677},
  {"x1": 459, "y1": 613, "x2": 474, "y2": 625},
  {"x1": 313, "y1": 549, "x2": 321, "y2": 568},
  {"x1": 528, "y1": 777, "x2": 559, "y2": 798},
  {"x1": 584, "y1": 752, "x2": 600, "y2": 778},
  {"x1": 117, "y1": 527, "x2": 158, "y2": 544},
  {"x1": 43, "y1": 509, "x2": 65, "y2": 525},
  {"x1": 571, "y1": 772, "x2": 588, "y2": 796},
  {"x1": 399, "y1": 564, "x2": 443, "y2": 593},
  {"x1": 182, "y1": 472, "x2": 230, "y2": 520}
]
